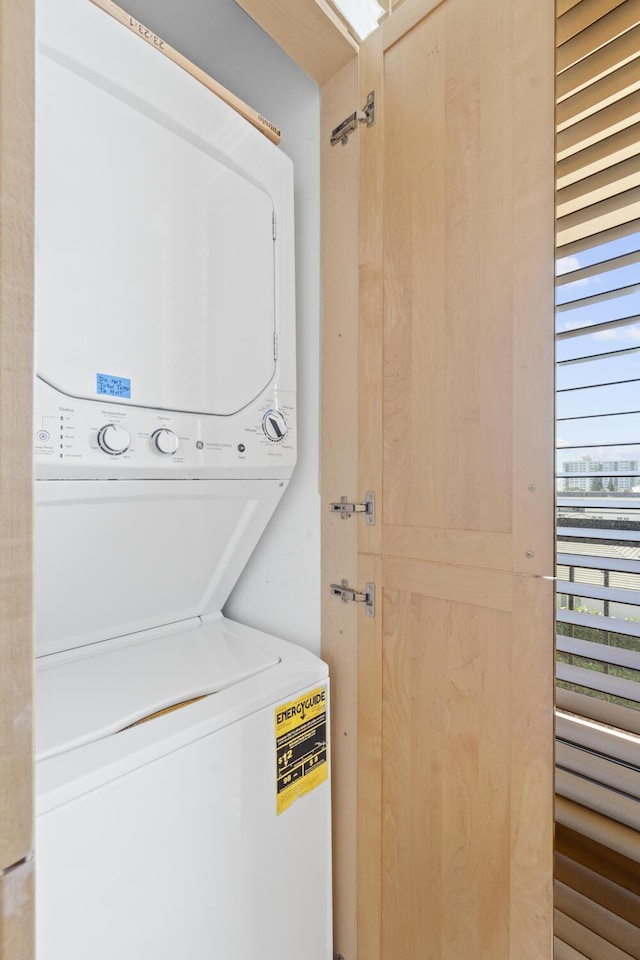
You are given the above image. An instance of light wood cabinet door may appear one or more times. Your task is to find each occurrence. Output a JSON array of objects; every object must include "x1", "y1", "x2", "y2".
[{"x1": 323, "y1": 1, "x2": 555, "y2": 957}]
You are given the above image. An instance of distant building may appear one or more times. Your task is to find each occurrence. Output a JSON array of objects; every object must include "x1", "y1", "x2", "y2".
[{"x1": 562, "y1": 457, "x2": 639, "y2": 492}]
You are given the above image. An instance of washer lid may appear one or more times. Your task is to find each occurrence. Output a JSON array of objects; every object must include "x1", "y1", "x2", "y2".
[
  {"x1": 36, "y1": 619, "x2": 280, "y2": 761},
  {"x1": 36, "y1": 49, "x2": 277, "y2": 416}
]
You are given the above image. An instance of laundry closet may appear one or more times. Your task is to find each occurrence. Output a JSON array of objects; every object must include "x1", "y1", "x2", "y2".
[{"x1": 0, "y1": 1, "x2": 556, "y2": 958}]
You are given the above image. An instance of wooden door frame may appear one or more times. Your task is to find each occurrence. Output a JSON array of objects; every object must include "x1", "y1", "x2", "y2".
[{"x1": 0, "y1": 0, "x2": 35, "y2": 956}]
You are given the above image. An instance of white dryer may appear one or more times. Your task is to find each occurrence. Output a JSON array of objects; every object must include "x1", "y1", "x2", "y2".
[{"x1": 34, "y1": 2, "x2": 331, "y2": 958}]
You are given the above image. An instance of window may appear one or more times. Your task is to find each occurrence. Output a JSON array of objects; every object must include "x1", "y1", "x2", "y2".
[
  {"x1": 329, "y1": 0, "x2": 385, "y2": 39},
  {"x1": 556, "y1": 0, "x2": 640, "y2": 829}
]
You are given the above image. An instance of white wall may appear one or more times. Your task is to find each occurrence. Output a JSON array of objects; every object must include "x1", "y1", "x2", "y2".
[{"x1": 123, "y1": 0, "x2": 322, "y2": 653}]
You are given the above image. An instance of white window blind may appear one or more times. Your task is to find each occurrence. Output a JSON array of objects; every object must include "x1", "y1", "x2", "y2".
[{"x1": 555, "y1": 0, "x2": 640, "y2": 839}]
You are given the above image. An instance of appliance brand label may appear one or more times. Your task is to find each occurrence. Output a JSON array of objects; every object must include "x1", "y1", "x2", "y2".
[{"x1": 275, "y1": 686, "x2": 328, "y2": 815}]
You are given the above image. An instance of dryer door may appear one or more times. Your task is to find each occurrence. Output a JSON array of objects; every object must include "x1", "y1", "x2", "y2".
[{"x1": 36, "y1": 49, "x2": 276, "y2": 416}]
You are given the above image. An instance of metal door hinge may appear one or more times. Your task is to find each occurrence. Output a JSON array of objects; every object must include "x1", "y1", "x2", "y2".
[
  {"x1": 329, "y1": 579, "x2": 375, "y2": 618},
  {"x1": 329, "y1": 491, "x2": 375, "y2": 525},
  {"x1": 330, "y1": 90, "x2": 375, "y2": 146}
]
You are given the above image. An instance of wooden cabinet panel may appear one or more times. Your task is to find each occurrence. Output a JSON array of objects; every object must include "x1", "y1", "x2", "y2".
[
  {"x1": 376, "y1": 571, "x2": 553, "y2": 958},
  {"x1": 382, "y1": 5, "x2": 514, "y2": 535},
  {"x1": 0, "y1": 0, "x2": 34, "y2": 873},
  {"x1": 381, "y1": 590, "x2": 513, "y2": 958},
  {"x1": 350, "y1": 0, "x2": 555, "y2": 957}
]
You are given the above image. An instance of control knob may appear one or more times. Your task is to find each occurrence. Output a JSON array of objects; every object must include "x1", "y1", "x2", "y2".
[
  {"x1": 151, "y1": 428, "x2": 179, "y2": 456},
  {"x1": 262, "y1": 410, "x2": 287, "y2": 443},
  {"x1": 97, "y1": 423, "x2": 130, "y2": 456}
]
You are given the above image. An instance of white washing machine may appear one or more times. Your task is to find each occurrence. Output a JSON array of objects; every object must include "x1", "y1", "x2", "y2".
[{"x1": 34, "y1": 2, "x2": 332, "y2": 957}]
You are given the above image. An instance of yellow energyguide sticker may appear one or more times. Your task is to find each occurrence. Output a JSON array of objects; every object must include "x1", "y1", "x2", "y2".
[{"x1": 275, "y1": 685, "x2": 328, "y2": 815}]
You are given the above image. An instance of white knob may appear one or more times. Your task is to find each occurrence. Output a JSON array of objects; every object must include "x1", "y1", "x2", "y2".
[
  {"x1": 97, "y1": 423, "x2": 130, "y2": 455},
  {"x1": 262, "y1": 410, "x2": 287, "y2": 442},
  {"x1": 151, "y1": 428, "x2": 179, "y2": 456}
]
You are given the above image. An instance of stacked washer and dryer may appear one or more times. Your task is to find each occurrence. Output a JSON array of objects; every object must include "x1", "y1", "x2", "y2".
[{"x1": 34, "y1": 1, "x2": 332, "y2": 957}]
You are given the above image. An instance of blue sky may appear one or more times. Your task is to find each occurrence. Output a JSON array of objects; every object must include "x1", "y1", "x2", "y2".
[{"x1": 556, "y1": 230, "x2": 640, "y2": 472}]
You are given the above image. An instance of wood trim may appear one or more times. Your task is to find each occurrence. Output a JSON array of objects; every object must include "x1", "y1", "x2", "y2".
[
  {"x1": 233, "y1": 0, "x2": 358, "y2": 85},
  {"x1": 382, "y1": 525, "x2": 512, "y2": 571},
  {"x1": 509, "y1": 575, "x2": 555, "y2": 957},
  {"x1": 0, "y1": 0, "x2": 34, "y2": 873},
  {"x1": 358, "y1": 30, "x2": 383, "y2": 558},
  {"x1": 382, "y1": 556, "x2": 514, "y2": 612},
  {"x1": 511, "y1": 0, "x2": 556, "y2": 576},
  {"x1": 88, "y1": 0, "x2": 282, "y2": 143},
  {"x1": 0, "y1": 861, "x2": 34, "y2": 960},
  {"x1": 356, "y1": 552, "x2": 382, "y2": 959},
  {"x1": 381, "y1": 0, "x2": 445, "y2": 50},
  {"x1": 320, "y1": 57, "x2": 359, "y2": 960}
]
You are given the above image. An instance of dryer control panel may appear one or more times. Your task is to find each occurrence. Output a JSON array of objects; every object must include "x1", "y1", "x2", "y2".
[{"x1": 35, "y1": 379, "x2": 296, "y2": 480}]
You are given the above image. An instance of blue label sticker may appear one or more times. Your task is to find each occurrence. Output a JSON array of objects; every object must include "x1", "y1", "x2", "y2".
[{"x1": 97, "y1": 373, "x2": 131, "y2": 399}]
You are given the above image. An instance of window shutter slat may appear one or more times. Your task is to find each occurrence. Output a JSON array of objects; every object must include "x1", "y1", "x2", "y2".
[
  {"x1": 558, "y1": 121, "x2": 640, "y2": 184},
  {"x1": 556, "y1": 743, "x2": 640, "y2": 803},
  {"x1": 557, "y1": 2, "x2": 640, "y2": 73},
  {"x1": 557, "y1": 0, "x2": 628, "y2": 47},
  {"x1": 554, "y1": 907, "x2": 636, "y2": 960},
  {"x1": 554, "y1": 938, "x2": 590, "y2": 960},
  {"x1": 556, "y1": 6, "x2": 640, "y2": 922},
  {"x1": 556, "y1": 770, "x2": 640, "y2": 833},
  {"x1": 556, "y1": 183, "x2": 640, "y2": 247},
  {"x1": 557, "y1": 662, "x2": 640, "y2": 704},
  {"x1": 555, "y1": 852, "x2": 640, "y2": 930},
  {"x1": 557, "y1": 87, "x2": 640, "y2": 156},
  {"x1": 557, "y1": 214, "x2": 640, "y2": 259},
  {"x1": 557, "y1": 634, "x2": 640, "y2": 671},
  {"x1": 557, "y1": 689, "x2": 640, "y2": 737},
  {"x1": 556, "y1": 247, "x2": 640, "y2": 286},
  {"x1": 556, "y1": 713, "x2": 640, "y2": 769},
  {"x1": 557, "y1": 153, "x2": 640, "y2": 218},
  {"x1": 558, "y1": 23, "x2": 640, "y2": 101},
  {"x1": 558, "y1": 0, "x2": 586, "y2": 19},
  {"x1": 557, "y1": 55, "x2": 640, "y2": 128},
  {"x1": 554, "y1": 881, "x2": 640, "y2": 959}
]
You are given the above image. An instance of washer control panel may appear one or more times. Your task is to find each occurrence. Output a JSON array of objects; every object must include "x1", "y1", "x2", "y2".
[{"x1": 35, "y1": 379, "x2": 296, "y2": 479}]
